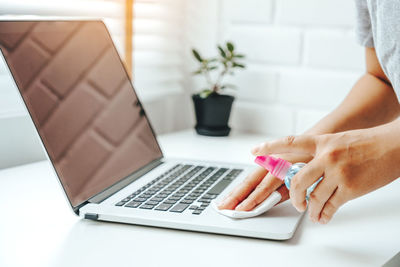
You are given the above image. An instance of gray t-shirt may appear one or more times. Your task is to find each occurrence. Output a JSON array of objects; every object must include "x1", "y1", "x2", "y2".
[{"x1": 355, "y1": 0, "x2": 400, "y2": 99}]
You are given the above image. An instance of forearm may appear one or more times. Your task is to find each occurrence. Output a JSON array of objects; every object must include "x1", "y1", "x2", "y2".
[
  {"x1": 305, "y1": 73, "x2": 400, "y2": 135},
  {"x1": 372, "y1": 119, "x2": 400, "y2": 184}
]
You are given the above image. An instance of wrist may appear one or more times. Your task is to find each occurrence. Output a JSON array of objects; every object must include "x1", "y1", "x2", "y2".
[{"x1": 371, "y1": 120, "x2": 400, "y2": 182}]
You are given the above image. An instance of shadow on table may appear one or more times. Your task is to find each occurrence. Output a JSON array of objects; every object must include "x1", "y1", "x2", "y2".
[
  {"x1": 330, "y1": 193, "x2": 399, "y2": 226},
  {"x1": 319, "y1": 245, "x2": 382, "y2": 266},
  {"x1": 49, "y1": 213, "x2": 305, "y2": 266}
]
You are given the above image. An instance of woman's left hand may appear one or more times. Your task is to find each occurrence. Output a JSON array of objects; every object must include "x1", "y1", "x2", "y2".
[{"x1": 251, "y1": 125, "x2": 400, "y2": 224}]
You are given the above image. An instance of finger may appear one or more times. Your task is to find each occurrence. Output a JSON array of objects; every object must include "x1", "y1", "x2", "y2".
[
  {"x1": 252, "y1": 135, "x2": 317, "y2": 156},
  {"x1": 235, "y1": 173, "x2": 283, "y2": 211},
  {"x1": 289, "y1": 159, "x2": 325, "y2": 212},
  {"x1": 307, "y1": 177, "x2": 337, "y2": 223},
  {"x1": 276, "y1": 184, "x2": 289, "y2": 205},
  {"x1": 319, "y1": 187, "x2": 347, "y2": 224},
  {"x1": 218, "y1": 166, "x2": 267, "y2": 210}
]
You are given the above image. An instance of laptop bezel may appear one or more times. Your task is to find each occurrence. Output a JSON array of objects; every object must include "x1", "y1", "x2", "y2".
[{"x1": 0, "y1": 19, "x2": 165, "y2": 214}]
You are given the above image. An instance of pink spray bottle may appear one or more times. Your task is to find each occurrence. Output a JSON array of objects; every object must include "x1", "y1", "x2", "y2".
[{"x1": 255, "y1": 155, "x2": 323, "y2": 200}]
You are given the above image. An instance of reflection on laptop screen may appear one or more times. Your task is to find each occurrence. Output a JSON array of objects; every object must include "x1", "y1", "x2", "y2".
[{"x1": 0, "y1": 21, "x2": 163, "y2": 207}]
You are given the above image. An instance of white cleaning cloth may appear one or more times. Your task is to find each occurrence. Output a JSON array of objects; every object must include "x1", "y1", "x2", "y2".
[{"x1": 211, "y1": 191, "x2": 282, "y2": 219}]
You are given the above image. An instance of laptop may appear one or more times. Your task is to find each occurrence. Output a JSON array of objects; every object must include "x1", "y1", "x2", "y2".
[{"x1": 0, "y1": 20, "x2": 303, "y2": 240}]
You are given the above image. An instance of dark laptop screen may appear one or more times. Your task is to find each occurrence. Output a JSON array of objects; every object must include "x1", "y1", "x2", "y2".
[{"x1": 0, "y1": 21, "x2": 163, "y2": 207}]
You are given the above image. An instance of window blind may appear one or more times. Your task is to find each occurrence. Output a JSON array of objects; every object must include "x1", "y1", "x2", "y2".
[{"x1": 132, "y1": 0, "x2": 184, "y2": 98}]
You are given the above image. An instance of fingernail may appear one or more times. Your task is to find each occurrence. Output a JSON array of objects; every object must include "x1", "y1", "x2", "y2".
[
  {"x1": 251, "y1": 146, "x2": 259, "y2": 154},
  {"x1": 320, "y1": 218, "x2": 328, "y2": 224},
  {"x1": 300, "y1": 203, "x2": 307, "y2": 212},
  {"x1": 296, "y1": 206, "x2": 306, "y2": 213},
  {"x1": 217, "y1": 200, "x2": 226, "y2": 208},
  {"x1": 235, "y1": 203, "x2": 246, "y2": 211}
]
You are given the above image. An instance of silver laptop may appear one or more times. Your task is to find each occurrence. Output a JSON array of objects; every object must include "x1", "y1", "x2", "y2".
[{"x1": 0, "y1": 20, "x2": 303, "y2": 240}]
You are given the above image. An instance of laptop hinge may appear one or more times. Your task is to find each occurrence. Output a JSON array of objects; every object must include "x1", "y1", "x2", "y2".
[{"x1": 87, "y1": 158, "x2": 164, "y2": 205}]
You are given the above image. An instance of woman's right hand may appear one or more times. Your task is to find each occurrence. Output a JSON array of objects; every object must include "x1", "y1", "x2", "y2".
[{"x1": 217, "y1": 153, "x2": 313, "y2": 211}]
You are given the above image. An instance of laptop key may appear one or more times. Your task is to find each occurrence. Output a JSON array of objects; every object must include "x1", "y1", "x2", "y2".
[
  {"x1": 234, "y1": 171, "x2": 243, "y2": 176},
  {"x1": 155, "y1": 203, "x2": 173, "y2": 211},
  {"x1": 164, "y1": 199, "x2": 177, "y2": 204},
  {"x1": 133, "y1": 197, "x2": 148, "y2": 202},
  {"x1": 192, "y1": 210, "x2": 202, "y2": 215},
  {"x1": 145, "y1": 200, "x2": 160, "y2": 206},
  {"x1": 150, "y1": 197, "x2": 164, "y2": 202},
  {"x1": 115, "y1": 201, "x2": 127, "y2": 206},
  {"x1": 140, "y1": 204, "x2": 155, "y2": 210},
  {"x1": 170, "y1": 203, "x2": 189, "y2": 213},
  {"x1": 189, "y1": 205, "x2": 199, "y2": 210},
  {"x1": 125, "y1": 201, "x2": 141, "y2": 208},
  {"x1": 207, "y1": 179, "x2": 233, "y2": 195},
  {"x1": 198, "y1": 198, "x2": 211, "y2": 203}
]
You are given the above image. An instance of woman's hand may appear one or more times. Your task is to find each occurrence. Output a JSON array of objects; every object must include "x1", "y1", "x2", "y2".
[
  {"x1": 217, "y1": 153, "x2": 313, "y2": 211},
  {"x1": 252, "y1": 125, "x2": 400, "y2": 224}
]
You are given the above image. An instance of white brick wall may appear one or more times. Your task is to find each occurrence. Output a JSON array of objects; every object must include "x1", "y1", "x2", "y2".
[
  {"x1": 231, "y1": 102, "x2": 294, "y2": 136},
  {"x1": 189, "y1": 0, "x2": 366, "y2": 136},
  {"x1": 228, "y1": 26, "x2": 302, "y2": 64},
  {"x1": 223, "y1": 0, "x2": 273, "y2": 24},
  {"x1": 304, "y1": 30, "x2": 365, "y2": 70},
  {"x1": 275, "y1": 0, "x2": 356, "y2": 27},
  {"x1": 278, "y1": 69, "x2": 359, "y2": 109},
  {"x1": 234, "y1": 69, "x2": 278, "y2": 103}
]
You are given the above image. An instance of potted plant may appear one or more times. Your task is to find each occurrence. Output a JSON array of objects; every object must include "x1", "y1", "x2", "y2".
[{"x1": 191, "y1": 42, "x2": 246, "y2": 136}]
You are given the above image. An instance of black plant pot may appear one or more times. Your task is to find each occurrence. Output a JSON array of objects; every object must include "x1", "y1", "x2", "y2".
[{"x1": 192, "y1": 93, "x2": 234, "y2": 136}]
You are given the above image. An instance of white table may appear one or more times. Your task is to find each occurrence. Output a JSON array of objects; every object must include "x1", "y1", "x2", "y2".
[{"x1": 0, "y1": 130, "x2": 399, "y2": 267}]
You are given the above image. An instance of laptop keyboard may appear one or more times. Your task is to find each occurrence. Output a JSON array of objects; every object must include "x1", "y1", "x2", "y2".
[{"x1": 115, "y1": 164, "x2": 243, "y2": 215}]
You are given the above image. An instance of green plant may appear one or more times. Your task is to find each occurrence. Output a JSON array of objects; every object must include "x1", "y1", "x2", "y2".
[{"x1": 192, "y1": 41, "x2": 246, "y2": 98}]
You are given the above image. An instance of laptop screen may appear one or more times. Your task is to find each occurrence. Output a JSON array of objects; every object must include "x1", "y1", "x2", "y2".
[{"x1": 0, "y1": 21, "x2": 163, "y2": 207}]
